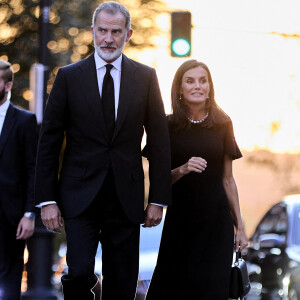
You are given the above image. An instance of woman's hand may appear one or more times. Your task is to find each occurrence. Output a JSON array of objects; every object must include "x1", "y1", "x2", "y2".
[
  {"x1": 235, "y1": 226, "x2": 248, "y2": 254},
  {"x1": 180, "y1": 157, "x2": 207, "y2": 175},
  {"x1": 172, "y1": 157, "x2": 207, "y2": 184}
]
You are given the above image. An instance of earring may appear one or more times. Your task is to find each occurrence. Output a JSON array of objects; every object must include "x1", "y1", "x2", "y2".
[{"x1": 179, "y1": 94, "x2": 183, "y2": 101}]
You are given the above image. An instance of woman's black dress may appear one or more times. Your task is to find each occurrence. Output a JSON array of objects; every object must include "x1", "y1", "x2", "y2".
[{"x1": 146, "y1": 116, "x2": 242, "y2": 300}]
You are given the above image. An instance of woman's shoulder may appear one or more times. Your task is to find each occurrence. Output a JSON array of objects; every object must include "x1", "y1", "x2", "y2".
[{"x1": 211, "y1": 107, "x2": 232, "y2": 128}]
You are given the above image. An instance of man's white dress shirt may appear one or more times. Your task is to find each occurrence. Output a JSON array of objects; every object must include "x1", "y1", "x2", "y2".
[{"x1": 0, "y1": 99, "x2": 10, "y2": 135}]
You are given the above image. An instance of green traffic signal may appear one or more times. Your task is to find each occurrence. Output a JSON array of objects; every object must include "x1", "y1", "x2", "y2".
[{"x1": 172, "y1": 38, "x2": 191, "y2": 56}]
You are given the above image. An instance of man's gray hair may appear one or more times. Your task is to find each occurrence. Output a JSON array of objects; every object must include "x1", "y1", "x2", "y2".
[
  {"x1": 0, "y1": 59, "x2": 13, "y2": 83},
  {"x1": 92, "y1": 1, "x2": 131, "y2": 31}
]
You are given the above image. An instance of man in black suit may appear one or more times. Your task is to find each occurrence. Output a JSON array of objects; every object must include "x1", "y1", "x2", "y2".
[
  {"x1": 0, "y1": 59, "x2": 37, "y2": 300},
  {"x1": 35, "y1": 2, "x2": 171, "y2": 299}
]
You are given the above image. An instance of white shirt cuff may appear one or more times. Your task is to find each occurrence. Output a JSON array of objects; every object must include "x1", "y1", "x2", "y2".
[
  {"x1": 149, "y1": 203, "x2": 168, "y2": 208},
  {"x1": 36, "y1": 201, "x2": 57, "y2": 208}
]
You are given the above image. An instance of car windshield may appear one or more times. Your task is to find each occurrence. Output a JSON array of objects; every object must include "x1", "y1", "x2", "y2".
[{"x1": 258, "y1": 204, "x2": 288, "y2": 235}]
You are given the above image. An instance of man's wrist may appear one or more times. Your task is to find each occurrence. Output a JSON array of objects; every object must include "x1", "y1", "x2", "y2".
[{"x1": 24, "y1": 212, "x2": 36, "y2": 220}]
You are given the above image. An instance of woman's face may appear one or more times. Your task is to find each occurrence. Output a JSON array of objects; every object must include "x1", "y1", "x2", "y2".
[{"x1": 180, "y1": 66, "x2": 210, "y2": 106}]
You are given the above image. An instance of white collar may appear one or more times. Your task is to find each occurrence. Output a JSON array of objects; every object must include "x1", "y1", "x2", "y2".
[
  {"x1": 94, "y1": 52, "x2": 122, "y2": 72},
  {"x1": 0, "y1": 99, "x2": 10, "y2": 116}
]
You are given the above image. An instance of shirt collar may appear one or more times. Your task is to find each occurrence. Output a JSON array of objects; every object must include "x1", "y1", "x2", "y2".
[
  {"x1": 0, "y1": 99, "x2": 10, "y2": 116},
  {"x1": 94, "y1": 52, "x2": 122, "y2": 72}
]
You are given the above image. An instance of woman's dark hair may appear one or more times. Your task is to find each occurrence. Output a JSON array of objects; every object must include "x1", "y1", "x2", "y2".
[{"x1": 171, "y1": 59, "x2": 229, "y2": 130}]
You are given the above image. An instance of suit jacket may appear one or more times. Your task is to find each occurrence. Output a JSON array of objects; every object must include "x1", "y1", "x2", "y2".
[
  {"x1": 35, "y1": 54, "x2": 171, "y2": 224},
  {"x1": 0, "y1": 103, "x2": 37, "y2": 226}
]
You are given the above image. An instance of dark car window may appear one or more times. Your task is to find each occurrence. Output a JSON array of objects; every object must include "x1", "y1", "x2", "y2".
[{"x1": 257, "y1": 204, "x2": 288, "y2": 236}]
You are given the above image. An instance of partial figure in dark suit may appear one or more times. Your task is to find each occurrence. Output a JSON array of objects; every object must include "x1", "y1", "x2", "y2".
[
  {"x1": 35, "y1": 2, "x2": 171, "y2": 299},
  {"x1": 0, "y1": 59, "x2": 37, "y2": 300}
]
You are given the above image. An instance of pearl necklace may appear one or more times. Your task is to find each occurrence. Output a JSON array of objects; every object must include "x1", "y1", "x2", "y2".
[{"x1": 188, "y1": 112, "x2": 209, "y2": 124}]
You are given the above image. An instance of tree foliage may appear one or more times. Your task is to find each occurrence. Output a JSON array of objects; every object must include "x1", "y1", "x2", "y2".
[{"x1": 0, "y1": 0, "x2": 168, "y2": 108}]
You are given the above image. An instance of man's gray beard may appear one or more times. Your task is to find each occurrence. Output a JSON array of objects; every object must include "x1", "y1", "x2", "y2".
[{"x1": 93, "y1": 35, "x2": 127, "y2": 62}]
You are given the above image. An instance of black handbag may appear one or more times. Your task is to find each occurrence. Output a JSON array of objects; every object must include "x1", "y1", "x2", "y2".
[{"x1": 229, "y1": 250, "x2": 251, "y2": 299}]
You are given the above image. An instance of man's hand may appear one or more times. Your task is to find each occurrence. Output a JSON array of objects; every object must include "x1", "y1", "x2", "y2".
[
  {"x1": 143, "y1": 204, "x2": 163, "y2": 228},
  {"x1": 41, "y1": 204, "x2": 64, "y2": 233},
  {"x1": 16, "y1": 217, "x2": 35, "y2": 240}
]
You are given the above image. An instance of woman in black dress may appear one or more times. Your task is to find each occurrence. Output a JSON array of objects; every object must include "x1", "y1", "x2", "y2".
[{"x1": 145, "y1": 60, "x2": 248, "y2": 300}]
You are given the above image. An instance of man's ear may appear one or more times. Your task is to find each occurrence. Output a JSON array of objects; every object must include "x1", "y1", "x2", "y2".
[
  {"x1": 5, "y1": 81, "x2": 13, "y2": 92},
  {"x1": 126, "y1": 29, "x2": 133, "y2": 42}
]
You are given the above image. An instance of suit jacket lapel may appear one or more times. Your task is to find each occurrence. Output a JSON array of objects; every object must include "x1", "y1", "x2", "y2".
[
  {"x1": 0, "y1": 104, "x2": 16, "y2": 156},
  {"x1": 113, "y1": 55, "x2": 137, "y2": 141},
  {"x1": 79, "y1": 54, "x2": 109, "y2": 141}
]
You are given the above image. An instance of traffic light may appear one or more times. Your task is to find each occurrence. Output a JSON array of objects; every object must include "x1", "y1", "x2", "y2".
[{"x1": 171, "y1": 12, "x2": 192, "y2": 57}]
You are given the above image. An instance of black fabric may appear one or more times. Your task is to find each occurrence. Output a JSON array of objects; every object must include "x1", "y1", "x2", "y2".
[
  {"x1": 62, "y1": 169, "x2": 140, "y2": 300},
  {"x1": 102, "y1": 64, "x2": 115, "y2": 140},
  {"x1": 0, "y1": 207, "x2": 25, "y2": 300},
  {"x1": 146, "y1": 117, "x2": 242, "y2": 300},
  {"x1": 0, "y1": 104, "x2": 37, "y2": 225}
]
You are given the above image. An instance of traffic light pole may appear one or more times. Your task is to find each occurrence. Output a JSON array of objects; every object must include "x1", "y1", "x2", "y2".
[{"x1": 23, "y1": 0, "x2": 58, "y2": 299}]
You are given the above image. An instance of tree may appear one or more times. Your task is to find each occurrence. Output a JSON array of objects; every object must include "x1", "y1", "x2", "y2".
[{"x1": 0, "y1": 0, "x2": 168, "y2": 108}]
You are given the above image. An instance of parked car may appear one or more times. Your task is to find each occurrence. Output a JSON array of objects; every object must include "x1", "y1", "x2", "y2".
[{"x1": 244, "y1": 194, "x2": 300, "y2": 300}]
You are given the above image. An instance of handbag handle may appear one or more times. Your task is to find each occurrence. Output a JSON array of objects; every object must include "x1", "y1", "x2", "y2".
[{"x1": 234, "y1": 248, "x2": 242, "y2": 264}]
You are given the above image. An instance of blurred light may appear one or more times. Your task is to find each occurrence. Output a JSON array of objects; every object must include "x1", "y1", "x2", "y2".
[
  {"x1": 24, "y1": 247, "x2": 29, "y2": 264},
  {"x1": 270, "y1": 248, "x2": 281, "y2": 255},
  {"x1": 13, "y1": 5, "x2": 24, "y2": 15},
  {"x1": 0, "y1": 24, "x2": 14, "y2": 39},
  {"x1": 289, "y1": 260, "x2": 298, "y2": 268},
  {"x1": 276, "y1": 268, "x2": 282, "y2": 275},
  {"x1": 49, "y1": 11, "x2": 60, "y2": 24},
  {"x1": 11, "y1": 63, "x2": 20, "y2": 73},
  {"x1": 47, "y1": 40, "x2": 57, "y2": 50},
  {"x1": 58, "y1": 38, "x2": 70, "y2": 51},
  {"x1": 71, "y1": 53, "x2": 81, "y2": 63},
  {"x1": 10, "y1": 0, "x2": 21, "y2": 7},
  {"x1": 282, "y1": 276, "x2": 290, "y2": 286},
  {"x1": 140, "y1": 18, "x2": 152, "y2": 28},
  {"x1": 77, "y1": 45, "x2": 89, "y2": 54},
  {"x1": 131, "y1": 35, "x2": 145, "y2": 45},
  {"x1": 0, "y1": 55, "x2": 8, "y2": 61},
  {"x1": 53, "y1": 67, "x2": 60, "y2": 75},
  {"x1": 0, "y1": 5, "x2": 10, "y2": 23},
  {"x1": 156, "y1": 14, "x2": 170, "y2": 31},
  {"x1": 69, "y1": 27, "x2": 79, "y2": 36},
  {"x1": 83, "y1": 31, "x2": 93, "y2": 43},
  {"x1": 23, "y1": 89, "x2": 33, "y2": 101},
  {"x1": 34, "y1": 6, "x2": 39, "y2": 19}
]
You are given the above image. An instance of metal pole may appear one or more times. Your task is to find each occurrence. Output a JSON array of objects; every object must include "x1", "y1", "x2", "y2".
[{"x1": 23, "y1": 0, "x2": 58, "y2": 299}]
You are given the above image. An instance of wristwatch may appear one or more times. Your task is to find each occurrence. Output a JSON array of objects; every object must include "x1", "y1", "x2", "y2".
[{"x1": 24, "y1": 212, "x2": 36, "y2": 220}]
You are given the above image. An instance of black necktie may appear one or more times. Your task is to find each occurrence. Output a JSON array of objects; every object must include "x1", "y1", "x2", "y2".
[{"x1": 102, "y1": 64, "x2": 115, "y2": 140}]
